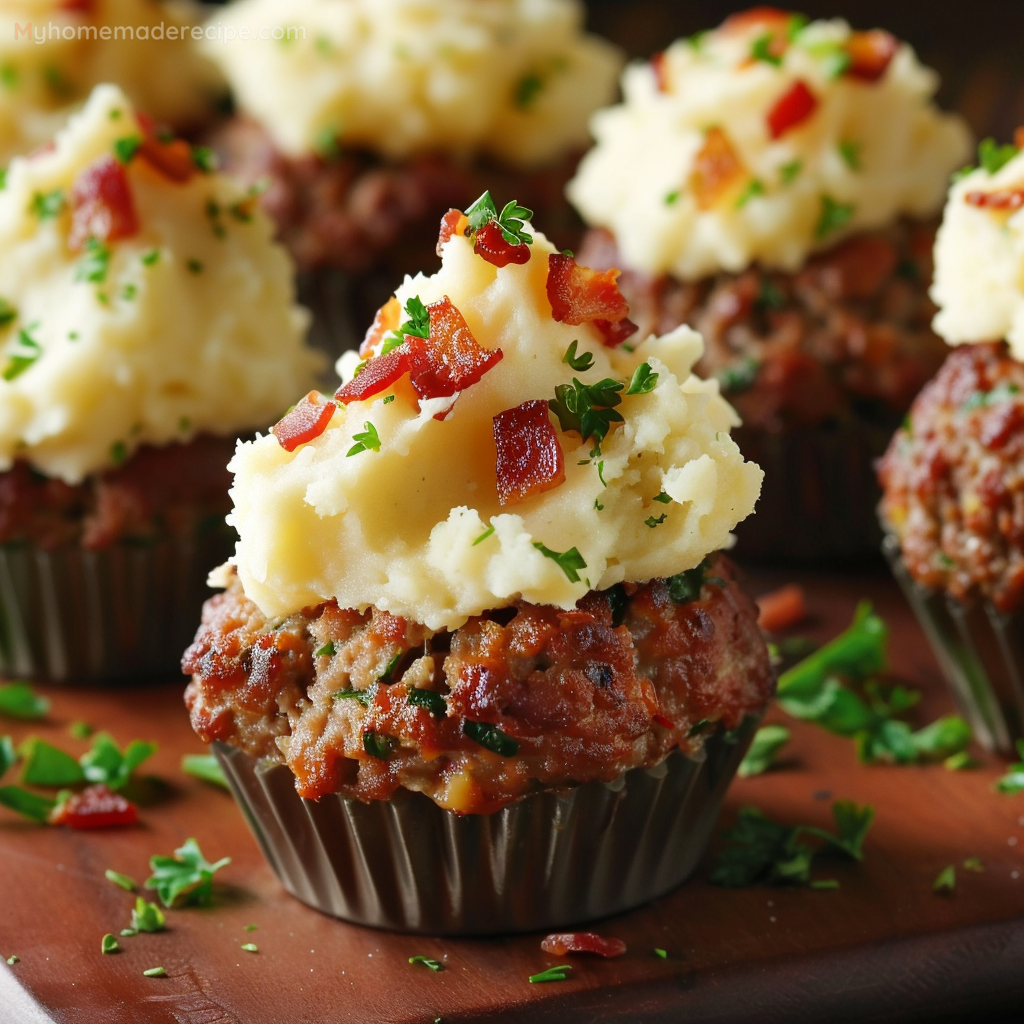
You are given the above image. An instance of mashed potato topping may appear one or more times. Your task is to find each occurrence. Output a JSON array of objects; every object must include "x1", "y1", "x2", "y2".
[
  {"x1": 0, "y1": 84, "x2": 320, "y2": 483},
  {"x1": 227, "y1": 202, "x2": 763, "y2": 630},
  {"x1": 0, "y1": 0, "x2": 223, "y2": 163},
  {"x1": 567, "y1": 9, "x2": 970, "y2": 280},
  {"x1": 205, "y1": 0, "x2": 622, "y2": 167},
  {"x1": 932, "y1": 143, "x2": 1024, "y2": 358}
]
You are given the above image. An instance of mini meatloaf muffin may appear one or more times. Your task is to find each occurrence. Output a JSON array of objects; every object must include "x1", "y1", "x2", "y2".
[
  {"x1": 568, "y1": 8, "x2": 971, "y2": 560},
  {"x1": 183, "y1": 198, "x2": 770, "y2": 931},
  {"x1": 0, "y1": 84, "x2": 321, "y2": 682}
]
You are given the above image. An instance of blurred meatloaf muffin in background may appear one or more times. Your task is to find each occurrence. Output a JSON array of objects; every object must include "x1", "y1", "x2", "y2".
[
  {"x1": 184, "y1": 196, "x2": 772, "y2": 934},
  {"x1": 0, "y1": 84, "x2": 321, "y2": 682},
  {"x1": 569, "y1": 6, "x2": 971, "y2": 561}
]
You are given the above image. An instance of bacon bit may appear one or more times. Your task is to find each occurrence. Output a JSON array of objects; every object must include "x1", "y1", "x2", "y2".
[
  {"x1": 766, "y1": 79, "x2": 818, "y2": 139},
  {"x1": 359, "y1": 297, "x2": 402, "y2": 358},
  {"x1": 546, "y1": 254, "x2": 632, "y2": 346},
  {"x1": 1015, "y1": 127, "x2": 1024, "y2": 151},
  {"x1": 48, "y1": 784, "x2": 138, "y2": 829},
  {"x1": 756, "y1": 584, "x2": 807, "y2": 632},
  {"x1": 650, "y1": 51, "x2": 670, "y2": 92},
  {"x1": 69, "y1": 154, "x2": 140, "y2": 251},
  {"x1": 137, "y1": 134, "x2": 195, "y2": 183},
  {"x1": 964, "y1": 188, "x2": 1024, "y2": 211},
  {"x1": 474, "y1": 219, "x2": 531, "y2": 268},
  {"x1": 653, "y1": 712, "x2": 675, "y2": 730},
  {"x1": 844, "y1": 30, "x2": 898, "y2": 83},
  {"x1": 690, "y1": 127, "x2": 746, "y2": 211},
  {"x1": 437, "y1": 208, "x2": 469, "y2": 256},
  {"x1": 721, "y1": 6, "x2": 789, "y2": 33},
  {"x1": 335, "y1": 347, "x2": 415, "y2": 404},
  {"x1": 594, "y1": 317, "x2": 639, "y2": 348},
  {"x1": 541, "y1": 933, "x2": 627, "y2": 959},
  {"x1": 493, "y1": 400, "x2": 565, "y2": 506},
  {"x1": 272, "y1": 391, "x2": 336, "y2": 451},
  {"x1": 58, "y1": 0, "x2": 95, "y2": 11}
]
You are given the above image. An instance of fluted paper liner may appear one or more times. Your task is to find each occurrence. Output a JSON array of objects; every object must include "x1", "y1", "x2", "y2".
[
  {"x1": 0, "y1": 525, "x2": 232, "y2": 684},
  {"x1": 214, "y1": 716, "x2": 759, "y2": 935},
  {"x1": 883, "y1": 534, "x2": 1024, "y2": 754}
]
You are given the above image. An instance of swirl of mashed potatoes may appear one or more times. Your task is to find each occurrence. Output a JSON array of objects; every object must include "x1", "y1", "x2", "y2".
[
  {"x1": 226, "y1": 205, "x2": 763, "y2": 631},
  {"x1": 0, "y1": 83, "x2": 321, "y2": 484},
  {"x1": 567, "y1": 9, "x2": 971, "y2": 280},
  {"x1": 203, "y1": 0, "x2": 622, "y2": 167}
]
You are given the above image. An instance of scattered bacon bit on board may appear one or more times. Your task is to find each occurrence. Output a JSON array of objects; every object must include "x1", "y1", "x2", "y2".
[
  {"x1": 844, "y1": 30, "x2": 898, "y2": 83},
  {"x1": 546, "y1": 254, "x2": 634, "y2": 346},
  {"x1": 272, "y1": 391, "x2": 336, "y2": 451},
  {"x1": 756, "y1": 584, "x2": 807, "y2": 632},
  {"x1": 137, "y1": 134, "x2": 196, "y2": 183},
  {"x1": 493, "y1": 400, "x2": 565, "y2": 506},
  {"x1": 767, "y1": 80, "x2": 818, "y2": 139},
  {"x1": 474, "y1": 220, "x2": 531, "y2": 268},
  {"x1": 69, "y1": 155, "x2": 139, "y2": 250},
  {"x1": 48, "y1": 784, "x2": 138, "y2": 829},
  {"x1": 541, "y1": 933, "x2": 627, "y2": 958},
  {"x1": 360, "y1": 297, "x2": 402, "y2": 358},
  {"x1": 411, "y1": 296, "x2": 503, "y2": 400},
  {"x1": 691, "y1": 127, "x2": 747, "y2": 211},
  {"x1": 437, "y1": 208, "x2": 468, "y2": 256},
  {"x1": 964, "y1": 188, "x2": 1024, "y2": 212}
]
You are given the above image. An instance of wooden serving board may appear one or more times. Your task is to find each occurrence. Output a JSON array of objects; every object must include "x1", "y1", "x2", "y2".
[{"x1": 2, "y1": 567, "x2": 1024, "y2": 1024}]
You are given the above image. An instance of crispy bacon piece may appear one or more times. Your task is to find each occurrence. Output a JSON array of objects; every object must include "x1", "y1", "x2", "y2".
[
  {"x1": 691, "y1": 127, "x2": 746, "y2": 211},
  {"x1": 272, "y1": 391, "x2": 336, "y2": 451},
  {"x1": 756, "y1": 584, "x2": 807, "y2": 631},
  {"x1": 845, "y1": 30, "x2": 898, "y2": 83},
  {"x1": 650, "y1": 51, "x2": 670, "y2": 92},
  {"x1": 474, "y1": 220, "x2": 531, "y2": 268},
  {"x1": 546, "y1": 254, "x2": 634, "y2": 347},
  {"x1": 48, "y1": 784, "x2": 138, "y2": 829},
  {"x1": 540, "y1": 933, "x2": 627, "y2": 958},
  {"x1": 58, "y1": 0, "x2": 95, "y2": 11},
  {"x1": 964, "y1": 188, "x2": 1024, "y2": 211},
  {"x1": 410, "y1": 297, "x2": 503, "y2": 400},
  {"x1": 437, "y1": 208, "x2": 468, "y2": 255},
  {"x1": 767, "y1": 79, "x2": 818, "y2": 139},
  {"x1": 721, "y1": 6, "x2": 789, "y2": 33},
  {"x1": 493, "y1": 400, "x2": 565, "y2": 506},
  {"x1": 335, "y1": 347, "x2": 415, "y2": 404},
  {"x1": 359, "y1": 297, "x2": 401, "y2": 358},
  {"x1": 69, "y1": 155, "x2": 140, "y2": 251},
  {"x1": 138, "y1": 134, "x2": 196, "y2": 183}
]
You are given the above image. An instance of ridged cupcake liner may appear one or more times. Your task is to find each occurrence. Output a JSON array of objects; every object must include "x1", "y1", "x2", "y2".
[
  {"x1": 0, "y1": 524, "x2": 233, "y2": 684},
  {"x1": 883, "y1": 533, "x2": 1024, "y2": 754},
  {"x1": 213, "y1": 714, "x2": 760, "y2": 936},
  {"x1": 731, "y1": 419, "x2": 894, "y2": 564}
]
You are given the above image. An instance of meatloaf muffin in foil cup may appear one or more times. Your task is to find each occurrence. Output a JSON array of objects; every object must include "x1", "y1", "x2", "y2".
[
  {"x1": 201, "y1": 0, "x2": 623, "y2": 360},
  {"x1": 568, "y1": 8, "x2": 972, "y2": 562},
  {"x1": 880, "y1": 141, "x2": 1024, "y2": 751},
  {"x1": 184, "y1": 200, "x2": 773, "y2": 932},
  {"x1": 0, "y1": 85, "x2": 322, "y2": 683}
]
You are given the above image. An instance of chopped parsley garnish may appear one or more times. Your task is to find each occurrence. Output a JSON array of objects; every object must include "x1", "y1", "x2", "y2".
[
  {"x1": 653, "y1": 491, "x2": 672, "y2": 504},
  {"x1": 0, "y1": 681, "x2": 49, "y2": 720},
  {"x1": 758, "y1": 277, "x2": 786, "y2": 310},
  {"x1": 313, "y1": 125, "x2": 341, "y2": 161},
  {"x1": 994, "y1": 739, "x2": 1024, "y2": 794},
  {"x1": 750, "y1": 32, "x2": 782, "y2": 66},
  {"x1": 815, "y1": 195, "x2": 855, "y2": 240},
  {"x1": 961, "y1": 382, "x2": 1019, "y2": 411},
  {"x1": 977, "y1": 136, "x2": 1019, "y2": 176},
  {"x1": 76, "y1": 237, "x2": 112, "y2": 284},
  {"x1": 664, "y1": 190, "x2": 681, "y2": 206},
  {"x1": 838, "y1": 140, "x2": 862, "y2": 171},
  {"x1": 711, "y1": 800, "x2": 874, "y2": 887},
  {"x1": 80, "y1": 733, "x2": 156, "y2": 790},
  {"x1": 2, "y1": 326, "x2": 42, "y2": 381},
  {"x1": 472, "y1": 524, "x2": 495, "y2": 546},
  {"x1": 626, "y1": 362, "x2": 659, "y2": 395},
  {"x1": 0, "y1": 735, "x2": 14, "y2": 776},
  {"x1": 333, "y1": 688, "x2": 371, "y2": 706},
  {"x1": 379, "y1": 651, "x2": 403, "y2": 684},
  {"x1": 654, "y1": 948, "x2": 668, "y2": 959},
  {"x1": 735, "y1": 178, "x2": 765, "y2": 208},
  {"x1": 563, "y1": 340, "x2": 594, "y2": 372},
  {"x1": 0, "y1": 63, "x2": 17, "y2": 91},
  {"x1": 0, "y1": 786, "x2": 54, "y2": 822},
  {"x1": 101, "y1": 934, "x2": 121, "y2": 955},
  {"x1": 514, "y1": 72, "x2": 544, "y2": 110},
  {"x1": 241, "y1": 943, "x2": 258, "y2": 953},
  {"x1": 141, "y1": 249, "x2": 160, "y2": 266},
  {"x1": 314, "y1": 642, "x2": 336, "y2": 658},
  {"x1": 130, "y1": 898, "x2": 166, "y2": 933},
  {"x1": 933, "y1": 865, "x2": 956, "y2": 893},
  {"x1": 464, "y1": 191, "x2": 534, "y2": 246},
  {"x1": 800, "y1": 38, "x2": 851, "y2": 79},
  {"x1": 549, "y1": 377, "x2": 624, "y2": 447},
  {"x1": 463, "y1": 720, "x2": 519, "y2": 757},
  {"x1": 110, "y1": 441, "x2": 128, "y2": 466},
  {"x1": 383, "y1": 295, "x2": 430, "y2": 353},
  {"x1": 409, "y1": 955, "x2": 445, "y2": 972},
  {"x1": 963, "y1": 857, "x2": 985, "y2": 873},
  {"x1": 142, "y1": 967, "x2": 167, "y2": 978},
  {"x1": 346, "y1": 421, "x2": 381, "y2": 456},
  {"x1": 113, "y1": 135, "x2": 142, "y2": 164},
  {"x1": 715, "y1": 356, "x2": 761, "y2": 395},
  {"x1": 644, "y1": 513, "x2": 667, "y2": 528},
  {"x1": 382, "y1": 394, "x2": 395, "y2": 405},
  {"x1": 362, "y1": 731, "x2": 398, "y2": 760},
  {"x1": 780, "y1": 159, "x2": 802, "y2": 186},
  {"x1": 31, "y1": 188, "x2": 65, "y2": 220},
  {"x1": 687, "y1": 718, "x2": 711, "y2": 738},
  {"x1": 121, "y1": 283, "x2": 136, "y2": 301},
  {"x1": 737, "y1": 725, "x2": 791, "y2": 778},
  {"x1": 0, "y1": 297, "x2": 16, "y2": 326},
  {"x1": 533, "y1": 541, "x2": 587, "y2": 583},
  {"x1": 105, "y1": 869, "x2": 137, "y2": 892},
  {"x1": 407, "y1": 688, "x2": 447, "y2": 718},
  {"x1": 119, "y1": 929, "x2": 136, "y2": 937},
  {"x1": 529, "y1": 965, "x2": 571, "y2": 983},
  {"x1": 666, "y1": 558, "x2": 718, "y2": 604},
  {"x1": 20, "y1": 738, "x2": 85, "y2": 787},
  {"x1": 180, "y1": 753, "x2": 228, "y2": 790},
  {"x1": 146, "y1": 837, "x2": 230, "y2": 908},
  {"x1": 191, "y1": 146, "x2": 217, "y2": 173}
]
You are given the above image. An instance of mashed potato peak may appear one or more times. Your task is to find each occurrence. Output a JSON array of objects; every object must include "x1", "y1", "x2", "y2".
[
  {"x1": 0, "y1": 84, "x2": 321, "y2": 483},
  {"x1": 228, "y1": 212, "x2": 763, "y2": 630},
  {"x1": 205, "y1": 0, "x2": 622, "y2": 167},
  {"x1": 567, "y1": 11, "x2": 970, "y2": 279}
]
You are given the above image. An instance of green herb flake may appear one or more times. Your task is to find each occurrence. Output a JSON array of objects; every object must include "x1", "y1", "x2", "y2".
[
  {"x1": 815, "y1": 195, "x2": 855, "y2": 240},
  {"x1": 192, "y1": 146, "x2": 217, "y2": 173},
  {"x1": 654, "y1": 948, "x2": 667, "y2": 959},
  {"x1": 245, "y1": 924, "x2": 257, "y2": 932},
  {"x1": 0, "y1": 297, "x2": 16, "y2": 326},
  {"x1": 120, "y1": 929, "x2": 137, "y2": 937},
  {"x1": 549, "y1": 376, "x2": 624, "y2": 447},
  {"x1": 113, "y1": 135, "x2": 142, "y2": 164},
  {"x1": 6, "y1": 955, "x2": 19, "y2": 965},
  {"x1": 105, "y1": 869, "x2": 137, "y2": 892},
  {"x1": 314, "y1": 642, "x2": 337, "y2": 658},
  {"x1": 409, "y1": 955, "x2": 445, "y2": 972},
  {"x1": 994, "y1": 739, "x2": 1024, "y2": 794},
  {"x1": 780, "y1": 159, "x2": 802, "y2": 186},
  {"x1": 963, "y1": 857, "x2": 985, "y2": 873},
  {"x1": 664, "y1": 190, "x2": 681, "y2": 206},
  {"x1": 735, "y1": 178, "x2": 765, "y2": 209},
  {"x1": 626, "y1": 362, "x2": 659, "y2": 395},
  {"x1": 944, "y1": 750, "x2": 978, "y2": 771},
  {"x1": 130, "y1": 898, "x2": 166, "y2": 933},
  {"x1": 0, "y1": 681, "x2": 50, "y2": 720},
  {"x1": 472, "y1": 524, "x2": 495, "y2": 546},
  {"x1": 653, "y1": 491, "x2": 672, "y2": 504},
  {"x1": 31, "y1": 189, "x2": 65, "y2": 220},
  {"x1": 645, "y1": 513, "x2": 667, "y2": 528},
  {"x1": 141, "y1": 249, "x2": 160, "y2": 267},
  {"x1": 738, "y1": 724, "x2": 791, "y2": 778},
  {"x1": 514, "y1": 72, "x2": 544, "y2": 110},
  {"x1": 313, "y1": 125, "x2": 341, "y2": 161},
  {"x1": 532, "y1": 541, "x2": 587, "y2": 583},
  {"x1": 0, "y1": 786, "x2": 55, "y2": 822},
  {"x1": 750, "y1": 32, "x2": 783, "y2": 66},
  {"x1": 146, "y1": 837, "x2": 230, "y2": 908},
  {"x1": 241, "y1": 943, "x2": 258, "y2": 953},
  {"x1": 80, "y1": 733, "x2": 156, "y2": 790},
  {"x1": 362, "y1": 731, "x2": 398, "y2": 761},
  {"x1": 529, "y1": 965, "x2": 571, "y2": 983},
  {"x1": 186, "y1": 259, "x2": 203, "y2": 275},
  {"x1": 407, "y1": 688, "x2": 447, "y2": 718},
  {"x1": 19, "y1": 738, "x2": 85, "y2": 787},
  {"x1": 333, "y1": 688, "x2": 371, "y2": 706},
  {"x1": 978, "y1": 137, "x2": 1019, "y2": 176},
  {"x1": 715, "y1": 356, "x2": 761, "y2": 396},
  {"x1": 563, "y1": 340, "x2": 594, "y2": 372},
  {"x1": 463, "y1": 720, "x2": 519, "y2": 757},
  {"x1": 810, "y1": 879, "x2": 840, "y2": 890},
  {"x1": 464, "y1": 191, "x2": 534, "y2": 246},
  {"x1": 379, "y1": 651, "x2": 403, "y2": 684},
  {"x1": 666, "y1": 558, "x2": 718, "y2": 604},
  {"x1": 76, "y1": 237, "x2": 111, "y2": 284},
  {"x1": 101, "y1": 934, "x2": 121, "y2": 955},
  {"x1": 2, "y1": 326, "x2": 42, "y2": 381},
  {"x1": 346, "y1": 421, "x2": 381, "y2": 457},
  {"x1": 181, "y1": 753, "x2": 229, "y2": 790},
  {"x1": 68, "y1": 721, "x2": 93, "y2": 740},
  {"x1": 961, "y1": 382, "x2": 1020, "y2": 411},
  {"x1": 687, "y1": 718, "x2": 711, "y2": 738},
  {"x1": 0, "y1": 736, "x2": 15, "y2": 778},
  {"x1": 838, "y1": 140, "x2": 862, "y2": 171},
  {"x1": 933, "y1": 864, "x2": 956, "y2": 893},
  {"x1": 142, "y1": 967, "x2": 167, "y2": 978}
]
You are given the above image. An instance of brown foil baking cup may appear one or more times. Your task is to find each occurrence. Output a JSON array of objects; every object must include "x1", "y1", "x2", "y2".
[
  {"x1": 214, "y1": 716, "x2": 759, "y2": 936},
  {"x1": 731, "y1": 420, "x2": 893, "y2": 564},
  {"x1": 883, "y1": 534, "x2": 1024, "y2": 754},
  {"x1": 0, "y1": 525, "x2": 233, "y2": 684}
]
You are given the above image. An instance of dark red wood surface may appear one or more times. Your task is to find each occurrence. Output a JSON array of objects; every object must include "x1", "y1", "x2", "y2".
[{"x1": 2, "y1": 568, "x2": 1024, "y2": 1024}]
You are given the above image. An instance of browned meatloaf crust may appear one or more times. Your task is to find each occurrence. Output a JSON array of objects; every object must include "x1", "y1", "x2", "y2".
[
  {"x1": 0, "y1": 435, "x2": 235, "y2": 550},
  {"x1": 878, "y1": 342, "x2": 1024, "y2": 613},
  {"x1": 578, "y1": 221, "x2": 945, "y2": 432},
  {"x1": 183, "y1": 554, "x2": 773, "y2": 815}
]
